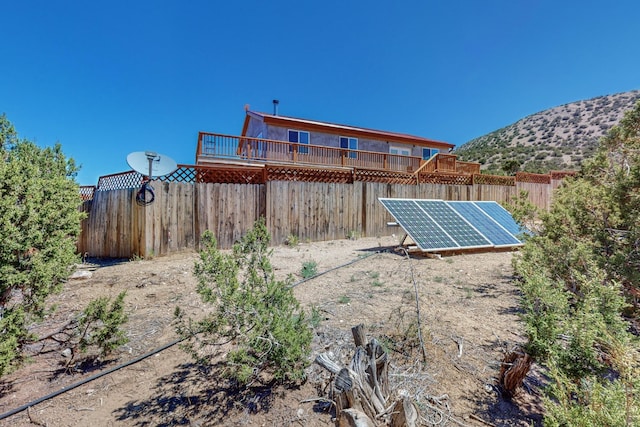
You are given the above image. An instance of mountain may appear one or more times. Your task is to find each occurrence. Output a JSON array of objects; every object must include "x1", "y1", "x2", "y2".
[{"x1": 454, "y1": 90, "x2": 640, "y2": 174}]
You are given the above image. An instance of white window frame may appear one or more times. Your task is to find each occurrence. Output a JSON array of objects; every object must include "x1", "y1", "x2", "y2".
[
  {"x1": 422, "y1": 148, "x2": 439, "y2": 160},
  {"x1": 390, "y1": 145, "x2": 411, "y2": 156},
  {"x1": 340, "y1": 136, "x2": 358, "y2": 158},
  {"x1": 288, "y1": 129, "x2": 310, "y2": 154}
]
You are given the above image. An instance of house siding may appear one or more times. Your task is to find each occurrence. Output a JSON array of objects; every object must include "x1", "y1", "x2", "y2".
[
  {"x1": 246, "y1": 116, "x2": 267, "y2": 137},
  {"x1": 264, "y1": 125, "x2": 287, "y2": 142},
  {"x1": 244, "y1": 116, "x2": 446, "y2": 158},
  {"x1": 263, "y1": 125, "x2": 433, "y2": 155}
]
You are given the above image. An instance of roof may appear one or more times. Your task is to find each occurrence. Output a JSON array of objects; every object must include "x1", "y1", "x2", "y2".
[{"x1": 243, "y1": 111, "x2": 455, "y2": 150}]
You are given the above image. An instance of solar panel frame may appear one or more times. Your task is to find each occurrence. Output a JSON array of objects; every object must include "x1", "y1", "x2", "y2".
[
  {"x1": 473, "y1": 201, "x2": 529, "y2": 237},
  {"x1": 447, "y1": 201, "x2": 523, "y2": 247},
  {"x1": 379, "y1": 198, "x2": 525, "y2": 252},
  {"x1": 379, "y1": 199, "x2": 460, "y2": 251},
  {"x1": 414, "y1": 200, "x2": 493, "y2": 249}
]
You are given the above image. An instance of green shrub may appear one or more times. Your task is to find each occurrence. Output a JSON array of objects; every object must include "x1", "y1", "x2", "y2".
[
  {"x1": 77, "y1": 291, "x2": 129, "y2": 357},
  {"x1": 175, "y1": 218, "x2": 312, "y2": 385},
  {"x1": 300, "y1": 260, "x2": 318, "y2": 279},
  {"x1": 512, "y1": 101, "x2": 640, "y2": 425},
  {"x1": 0, "y1": 114, "x2": 85, "y2": 376},
  {"x1": 504, "y1": 190, "x2": 538, "y2": 233},
  {"x1": 309, "y1": 305, "x2": 322, "y2": 328}
]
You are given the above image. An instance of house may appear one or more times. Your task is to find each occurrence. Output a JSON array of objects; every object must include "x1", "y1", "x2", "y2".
[{"x1": 195, "y1": 108, "x2": 459, "y2": 174}]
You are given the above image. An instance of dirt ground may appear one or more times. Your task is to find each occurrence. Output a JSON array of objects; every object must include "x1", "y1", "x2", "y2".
[{"x1": 0, "y1": 235, "x2": 544, "y2": 426}]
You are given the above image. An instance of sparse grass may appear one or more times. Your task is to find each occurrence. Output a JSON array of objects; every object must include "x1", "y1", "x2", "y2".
[
  {"x1": 346, "y1": 230, "x2": 359, "y2": 240},
  {"x1": 367, "y1": 271, "x2": 383, "y2": 286},
  {"x1": 285, "y1": 234, "x2": 299, "y2": 246},
  {"x1": 301, "y1": 260, "x2": 318, "y2": 279},
  {"x1": 463, "y1": 287, "x2": 474, "y2": 299},
  {"x1": 130, "y1": 251, "x2": 154, "y2": 261},
  {"x1": 338, "y1": 295, "x2": 350, "y2": 304},
  {"x1": 433, "y1": 276, "x2": 445, "y2": 283}
]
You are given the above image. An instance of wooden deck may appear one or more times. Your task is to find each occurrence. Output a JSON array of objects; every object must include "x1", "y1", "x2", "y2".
[{"x1": 196, "y1": 132, "x2": 481, "y2": 176}]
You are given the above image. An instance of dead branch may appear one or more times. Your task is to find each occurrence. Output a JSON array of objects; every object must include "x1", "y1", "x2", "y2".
[
  {"x1": 315, "y1": 325, "x2": 421, "y2": 426},
  {"x1": 498, "y1": 347, "x2": 532, "y2": 398},
  {"x1": 452, "y1": 336, "x2": 464, "y2": 358},
  {"x1": 469, "y1": 413, "x2": 496, "y2": 426}
]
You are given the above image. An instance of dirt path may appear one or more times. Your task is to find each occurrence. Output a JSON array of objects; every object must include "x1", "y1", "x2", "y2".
[{"x1": 0, "y1": 236, "x2": 542, "y2": 426}]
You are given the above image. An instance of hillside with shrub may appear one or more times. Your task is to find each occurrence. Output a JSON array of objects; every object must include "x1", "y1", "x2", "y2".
[
  {"x1": 455, "y1": 90, "x2": 640, "y2": 174},
  {"x1": 502, "y1": 98, "x2": 640, "y2": 425}
]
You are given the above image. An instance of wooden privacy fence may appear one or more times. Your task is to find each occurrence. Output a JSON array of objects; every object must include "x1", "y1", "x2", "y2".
[
  {"x1": 78, "y1": 178, "x2": 558, "y2": 258},
  {"x1": 79, "y1": 182, "x2": 265, "y2": 258}
]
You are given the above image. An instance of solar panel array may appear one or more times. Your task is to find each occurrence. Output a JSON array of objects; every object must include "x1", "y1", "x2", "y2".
[
  {"x1": 379, "y1": 198, "x2": 526, "y2": 252},
  {"x1": 474, "y1": 201, "x2": 529, "y2": 236}
]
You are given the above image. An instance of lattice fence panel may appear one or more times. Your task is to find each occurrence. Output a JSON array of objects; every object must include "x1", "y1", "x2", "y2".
[
  {"x1": 97, "y1": 171, "x2": 144, "y2": 191},
  {"x1": 266, "y1": 166, "x2": 353, "y2": 183},
  {"x1": 473, "y1": 174, "x2": 516, "y2": 186},
  {"x1": 79, "y1": 186, "x2": 96, "y2": 201},
  {"x1": 197, "y1": 167, "x2": 266, "y2": 184},
  {"x1": 418, "y1": 173, "x2": 472, "y2": 185},
  {"x1": 516, "y1": 172, "x2": 551, "y2": 184},
  {"x1": 161, "y1": 166, "x2": 197, "y2": 183},
  {"x1": 355, "y1": 169, "x2": 415, "y2": 184},
  {"x1": 550, "y1": 170, "x2": 577, "y2": 180}
]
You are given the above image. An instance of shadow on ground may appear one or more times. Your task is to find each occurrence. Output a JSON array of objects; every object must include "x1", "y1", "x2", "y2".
[
  {"x1": 474, "y1": 355, "x2": 547, "y2": 427},
  {"x1": 112, "y1": 362, "x2": 298, "y2": 426}
]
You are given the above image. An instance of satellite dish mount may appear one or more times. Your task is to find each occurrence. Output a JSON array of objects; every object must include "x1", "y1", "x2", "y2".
[
  {"x1": 126, "y1": 151, "x2": 178, "y2": 206},
  {"x1": 143, "y1": 151, "x2": 159, "y2": 182}
]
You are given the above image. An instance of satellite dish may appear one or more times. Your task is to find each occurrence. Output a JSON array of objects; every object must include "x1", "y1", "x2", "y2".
[{"x1": 127, "y1": 151, "x2": 177, "y2": 179}]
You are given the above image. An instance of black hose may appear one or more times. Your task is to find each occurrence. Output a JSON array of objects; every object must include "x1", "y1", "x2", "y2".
[
  {"x1": 289, "y1": 249, "x2": 384, "y2": 288},
  {"x1": 0, "y1": 338, "x2": 184, "y2": 421},
  {"x1": 0, "y1": 248, "x2": 388, "y2": 421},
  {"x1": 136, "y1": 182, "x2": 155, "y2": 206}
]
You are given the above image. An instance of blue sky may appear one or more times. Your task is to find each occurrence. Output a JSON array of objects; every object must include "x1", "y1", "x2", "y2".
[{"x1": 2, "y1": 1, "x2": 639, "y2": 185}]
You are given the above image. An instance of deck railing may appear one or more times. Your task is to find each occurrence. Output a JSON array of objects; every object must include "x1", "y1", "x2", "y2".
[
  {"x1": 456, "y1": 160, "x2": 481, "y2": 175},
  {"x1": 197, "y1": 132, "x2": 422, "y2": 173}
]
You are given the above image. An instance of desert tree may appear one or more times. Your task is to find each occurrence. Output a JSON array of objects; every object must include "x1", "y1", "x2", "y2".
[
  {"x1": 506, "y1": 102, "x2": 640, "y2": 425},
  {"x1": 501, "y1": 159, "x2": 521, "y2": 175},
  {"x1": 175, "y1": 218, "x2": 312, "y2": 386},
  {"x1": 0, "y1": 114, "x2": 128, "y2": 375}
]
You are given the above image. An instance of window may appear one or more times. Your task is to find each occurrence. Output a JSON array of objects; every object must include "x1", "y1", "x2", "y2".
[
  {"x1": 288, "y1": 130, "x2": 310, "y2": 154},
  {"x1": 422, "y1": 148, "x2": 439, "y2": 160},
  {"x1": 390, "y1": 146, "x2": 411, "y2": 156},
  {"x1": 340, "y1": 136, "x2": 358, "y2": 158}
]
